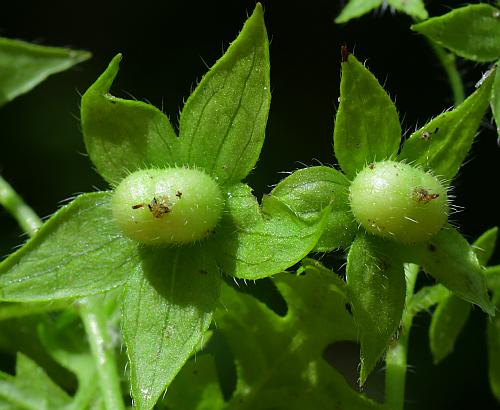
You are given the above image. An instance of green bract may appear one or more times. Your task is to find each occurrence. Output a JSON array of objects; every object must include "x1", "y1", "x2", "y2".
[
  {"x1": 112, "y1": 168, "x2": 224, "y2": 245},
  {"x1": 350, "y1": 160, "x2": 448, "y2": 243}
]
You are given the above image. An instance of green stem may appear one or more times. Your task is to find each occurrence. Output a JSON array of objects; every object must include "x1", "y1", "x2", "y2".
[
  {"x1": 384, "y1": 263, "x2": 419, "y2": 410},
  {"x1": 429, "y1": 41, "x2": 465, "y2": 106},
  {"x1": 0, "y1": 175, "x2": 42, "y2": 237},
  {"x1": 79, "y1": 296, "x2": 125, "y2": 410}
]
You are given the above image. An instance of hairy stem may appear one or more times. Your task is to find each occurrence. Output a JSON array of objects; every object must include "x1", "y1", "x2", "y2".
[
  {"x1": 429, "y1": 41, "x2": 465, "y2": 106},
  {"x1": 79, "y1": 296, "x2": 125, "y2": 410},
  {"x1": 0, "y1": 175, "x2": 42, "y2": 237},
  {"x1": 384, "y1": 263, "x2": 419, "y2": 410}
]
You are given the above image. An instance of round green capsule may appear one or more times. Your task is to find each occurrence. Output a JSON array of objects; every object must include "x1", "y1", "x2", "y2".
[
  {"x1": 112, "y1": 168, "x2": 224, "y2": 245},
  {"x1": 349, "y1": 161, "x2": 449, "y2": 243}
]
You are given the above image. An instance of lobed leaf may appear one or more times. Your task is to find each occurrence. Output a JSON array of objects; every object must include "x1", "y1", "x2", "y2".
[
  {"x1": 80, "y1": 55, "x2": 179, "y2": 185},
  {"x1": 210, "y1": 183, "x2": 330, "y2": 280},
  {"x1": 335, "y1": 0, "x2": 383, "y2": 24},
  {"x1": 428, "y1": 227, "x2": 497, "y2": 363},
  {"x1": 0, "y1": 192, "x2": 138, "y2": 302},
  {"x1": 395, "y1": 227, "x2": 494, "y2": 315},
  {"x1": 271, "y1": 166, "x2": 357, "y2": 251},
  {"x1": 0, "y1": 353, "x2": 71, "y2": 410},
  {"x1": 334, "y1": 54, "x2": 401, "y2": 178},
  {"x1": 0, "y1": 37, "x2": 90, "y2": 107},
  {"x1": 346, "y1": 233, "x2": 405, "y2": 385},
  {"x1": 412, "y1": 4, "x2": 500, "y2": 62},
  {"x1": 122, "y1": 246, "x2": 221, "y2": 410},
  {"x1": 399, "y1": 71, "x2": 494, "y2": 180},
  {"x1": 214, "y1": 269, "x2": 382, "y2": 409},
  {"x1": 178, "y1": 4, "x2": 270, "y2": 186}
]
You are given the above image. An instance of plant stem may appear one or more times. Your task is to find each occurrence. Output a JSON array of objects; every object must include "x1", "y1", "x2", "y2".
[
  {"x1": 79, "y1": 296, "x2": 125, "y2": 410},
  {"x1": 384, "y1": 263, "x2": 419, "y2": 410},
  {"x1": 429, "y1": 41, "x2": 465, "y2": 106},
  {"x1": 0, "y1": 175, "x2": 42, "y2": 237}
]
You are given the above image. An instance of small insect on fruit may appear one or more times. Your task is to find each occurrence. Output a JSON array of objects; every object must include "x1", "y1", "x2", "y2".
[
  {"x1": 349, "y1": 160, "x2": 449, "y2": 243},
  {"x1": 112, "y1": 168, "x2": 224, "y2": 245}
]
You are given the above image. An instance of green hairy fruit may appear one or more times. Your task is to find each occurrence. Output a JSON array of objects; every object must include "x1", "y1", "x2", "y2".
[
  {"x1": 112, "y1": 168, "x2": 224, "y2": 245},
  {"x1": 349, "y1": 160, "x2": 449, "y2": 243}
]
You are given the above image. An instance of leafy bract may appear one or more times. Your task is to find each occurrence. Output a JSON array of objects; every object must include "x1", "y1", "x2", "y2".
[
  {"x1": 399, "y1": 71, "x2": 494, "y2": 179},
  {"x1": 80, "y1": 55, "x2": 179, "y2": 185},
  {"x1": 334, "y1": 54, "x2": 401, "y2": 178},
  {"x1": 395, "y1": 227, "x2": 494, "y2": 315},
  {"x1": 178, "y1": 4, "x2": 270, "y2": 186},
  {"x1": 0, "y1": 37, "x2": 90, "y2": 107},
  {"x1": 412, "y1": 4, "x2": 500, "y2": 63},
  {"x1": 0, "y1": 353, "x2": 71, "y2": 410},
  {"x1": 209, "y1": 183, "x2": 330, "y2": 279},
  {"x1": 335, "y1": 0, "x2": 383, "y2": 24},
  {"x1": 271, "y1": 166, "x2": 357, "y2": 251},
  {"x1": 214, "y1": 268, "x2": 383, "y2": 409},
  {"x1": 429, "y1": 227, "x2": 497, "y2": 363},
  {"x1": 0, "y1": 193, "x2": 138, "y2": 302},
  {"x1": 346, "y1": 233, "x2": 405, "y2": 385},
  {"x1": 122, "y1": 246, "x2": 221, "y2": 410}
]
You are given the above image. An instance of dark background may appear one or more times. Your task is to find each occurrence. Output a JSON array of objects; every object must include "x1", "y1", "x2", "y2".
[{"x1": 0, "y1": 1, "x2": 499, "y2": 408}]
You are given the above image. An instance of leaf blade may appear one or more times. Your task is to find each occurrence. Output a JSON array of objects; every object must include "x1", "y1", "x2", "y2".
[
  {"x1": 334, "y1": 54, "x2": 401, "y2": 178},
  {"x1": 335, "y1": 0, "x2": 383, "y2": 24},
  {"x1": 0, "y1": 192, "x2": 138, "y2": 302},
  {"x1": 178, "y1": 4, "x2": 270, "y2": 185},
  {"x1": 81, "y1": 55, "x2": 179, "y2": 185},
  {"x1": 412, "y1": 5, "x2": 500, "y2": 62},
  {"x1": 122, "y1": 246, "x2": 220, "y2": 410}
]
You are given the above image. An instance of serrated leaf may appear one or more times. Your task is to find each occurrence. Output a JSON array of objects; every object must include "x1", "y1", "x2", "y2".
[
  {"x1": 81, "y1": 55, "x2": 179, "y2": 185},
  {"x1": 271, "y1": 166, "x2": 357, "y2": 251},
  {"x1": 210, "y1": 183, "x2": 330, "y2": 279},
  {"x1": 0, "y1": 353, "x2": 71, "y2": 410},
  {"x1": 178, "y1": 4, "x2": 270, "y2": 186},
  {"x1": 395, "y1": 227, "x2": 494, "y2": 315},
  {"x1": 122, "y1": 246, "x2": 220, "y2": 410},
  {"x1": 492, "y1": 66, "x2": 500, "y2": 138},
  {"x1": 159, "y1": 355, "x2": 224, "y2": 410},
  {"x1": 412, "y1": 5, "x2": 500, "y2": 63},
  {"x1": 215, "y1": 270, "x2": 383, "y2": 409},
  {"x1": 335, "y1": 0, "x2": 383, "y2": 23},
  {"x1": 399, "y1": 71, "x2": 494, "y2": 180},
  {"x1": 0, "y1": 192, "x2": 139, "y2": 302},
  {"x1": 428, "y1": 228, "x2": 497, "y2": 363},
  {"x1": 387, "y1": 0, "x2": 428, "y2": 20},
  {"x1": 0, "y1": 37, "x2": 90, "y2": 107},
  {"x1": 346, "y1": 233, "x2": 405, "y2": 385},
  {"x1": 334, "y1": 54, "x2": 401, "y2": 178}
]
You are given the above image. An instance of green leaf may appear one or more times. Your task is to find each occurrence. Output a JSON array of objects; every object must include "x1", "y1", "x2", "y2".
[
  {"x1": 387, "y1": 0, "x2": 428, "y2": 20},
  {"x1": 178, "y1": 4, "x2": 270, "y2": 186},
  {"x1": 159, "y1": 355, "x2": 224, "y2": 410},
  {"x1": 301, "y1": 258, "x2": 348, "y2": 299},
  {"x1": 395, "y1": 227, "x2": 494, "y2": 315},
  {"x1": 335, "y1": 0, "x2": 383, "y2": 24},
  {"x1": 412, "y1": 4, "x2": 500, "y2": 62},
  {"x1": 81, "y1": 54, "x2": 179, "y2": 185},
  {"x1": 122, "y1": 246, "x2": 221, "y2": 410},
  {"x1": 492, "y1": 67, "x2": 500, "y2": 138},
  {"x1": 487, "y1": 265, "x2": 500, "y2": 291},
  {"x1": 210, "y1": 183, "x2": 330, "y2": 279},
  {"x1": 0, "y1": 301, "x2": 70, "y2": 321},
  {"x1": 346, "y1": 233, "x2": 405, "y2": 385},
  {"x1": 0, "y1": 353, "x2": 71, "y2": 410},
  {"x1": 429, "y1": 295, "x2": 471, "y2": 364},
  {"x1": 0, "y1": 37, "x2": 90, "y2": 107},
  {"x1": 399, "y1": 71, "x2": 494, "y2": 180},
  {"x1": 215, "y1": 270, "x2": 383, "y2": 409},
  {"x1": 0, "y1": 192, "x2": 139, "y2": 302},
  {"x1": 271, "y1": 166, "x2": 357, "y2": 251},
  {"x1": 428, "y1": 228, "x2": 496, "y2": 363},
  {"x1": 334, "y1": 54, "x2": 401, "y2": 178},
  {"x1": 488, "y1": 301, "x2": 500, "y2": 403}
]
